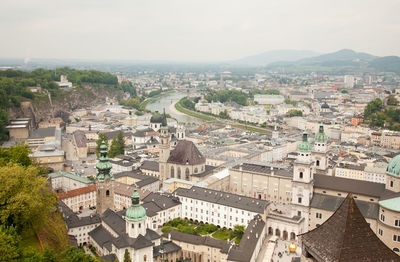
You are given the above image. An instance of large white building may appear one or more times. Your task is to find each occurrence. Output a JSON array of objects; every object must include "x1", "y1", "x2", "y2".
[
  {"x1": 174, "y1": 186, "x2": 269, "y2": 229},
  {"x1": 253, "y1": 94, "x2": 285, "y2": 105}
]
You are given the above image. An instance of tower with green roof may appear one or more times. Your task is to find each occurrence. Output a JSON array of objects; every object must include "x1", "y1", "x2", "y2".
[
  {"x1": 159, "y1": 108, "x2": 170, "y2": 181},
  {"x1": 385, "y1": 153, "x2": 400, "y2": 192},
  {"x1": 125, "y1": 189, "x2": 147, "y2": 238},
  {"x1": 313, "y1": 123, "x2": 328, "y2": 172},
  {"x1": 292, "y1": 129, "x2": 314, "y2": 232},
  {"x1": 96, "y1": 140, "x2": 115, "y2": 215}
]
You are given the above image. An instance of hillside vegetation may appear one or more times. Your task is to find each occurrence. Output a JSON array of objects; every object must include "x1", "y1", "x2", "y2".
[
  {"x1": 0, "y1": 68, "x2": 124, "y2": 142},
  {"x1": 364, "y1": 97, "x2": 400, "y2": 130}
]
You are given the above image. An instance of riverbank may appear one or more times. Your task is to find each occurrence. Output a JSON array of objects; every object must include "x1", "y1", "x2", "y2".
[
  {"x1": 174, "y1": 101, "x2": 216, "y2": 122},
  {"x1": 174, "y1": 99, "x2": 271, "y2": 134},
  {"x1": 140, "y1": 90, "x2": 174, "y2": 109}
]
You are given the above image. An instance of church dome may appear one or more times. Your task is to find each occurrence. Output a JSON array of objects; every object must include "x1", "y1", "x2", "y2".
[
  {"x1": 150, "y1": 114, "x2": 163, "y2": 123},
  {"x1": 298, "y1": 130, "x2": 312, "y2": 152},
  {"x1": 321, "y1": 102, "x2": 329, "y2": 109},
  {"x1": 125, "y1": 189, "x2": 146, "y2": 221},
  {"x1": 387, "y1": 154, "x2": 400, "y2": 177}
]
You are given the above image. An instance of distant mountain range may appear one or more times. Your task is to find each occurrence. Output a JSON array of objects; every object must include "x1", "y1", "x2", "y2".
[
  {"x1": 232, "y1": 50, "x2": 320, "y2": 66},
  {"x1": 232, "y1": 49, "x2": 400, "y2": 74}
]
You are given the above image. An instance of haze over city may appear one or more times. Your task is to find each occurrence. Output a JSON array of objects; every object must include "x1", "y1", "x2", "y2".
[
  {"x1": 2, "y1": 1, "x2": 400, "y2": 262},
  {"x1": 1, "y1": 0, "x2": 400, "y2": 61}
]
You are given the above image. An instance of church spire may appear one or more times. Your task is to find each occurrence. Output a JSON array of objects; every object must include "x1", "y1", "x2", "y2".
[
  {"x1": 95, "y1": 140, "x2": 114, "y2": 181},
  {"x1": 161, "y1": 108, "x2": 168, "y2": 128}
]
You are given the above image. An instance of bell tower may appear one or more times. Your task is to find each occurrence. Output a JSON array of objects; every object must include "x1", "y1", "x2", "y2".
[
  {"x1": 313, "y1": 123, "x2": 328, "y2": 172},
  {"x1": 176, "y1": 123, "x2": 185, "y2": 140},
  {"x1": 159, "y1": 109, "x2": 170, "y2": 181},
  {"x1": 125, "y1": 189, "x2": 147, "y2": 238},
  {"x1": 96, "y1": 140, "x2": 115, "y2": 215},
  {"x1": 292, "y1": 130, "x2": 314, "y2": 233}
]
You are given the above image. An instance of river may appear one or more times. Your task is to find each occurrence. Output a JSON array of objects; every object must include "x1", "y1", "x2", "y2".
[{"x1": 145, "y1": 91, "x2": 205, "y2": 124}]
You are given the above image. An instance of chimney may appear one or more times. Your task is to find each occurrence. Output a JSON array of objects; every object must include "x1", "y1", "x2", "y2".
[{"x1": 168, "y1": 233, "x2": 171, "y2": 241}]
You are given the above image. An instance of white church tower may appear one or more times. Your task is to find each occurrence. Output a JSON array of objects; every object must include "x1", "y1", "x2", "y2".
[
  {"x1": 313, "y1": 123, "x2": 328, "y2": 172},
  {"x1": 291, "y1": 130, "x2": 314, "y2": 233}
]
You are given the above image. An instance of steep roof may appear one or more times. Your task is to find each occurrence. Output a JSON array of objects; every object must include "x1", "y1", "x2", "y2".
[
  {"x1": 300, "y1": 194, "x2": 399, "y2": 262},
  {"x1": 168, "y1": 140, "x2": 205, "y2": 165}
]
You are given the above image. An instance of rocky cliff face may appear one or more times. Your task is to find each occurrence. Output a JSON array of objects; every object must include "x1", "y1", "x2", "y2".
[{"x1": 8, "y1": 84, "x2": 124, "y2": 126}]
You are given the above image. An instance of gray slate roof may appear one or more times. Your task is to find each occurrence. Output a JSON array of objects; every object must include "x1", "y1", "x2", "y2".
[
  {"x1": 153, "y1": 241, "x2": 181, "y2": 257},
  {"x1": 310, "y1": 193, "x2": 379, "y2": 219},
  {"x1": 29, "y1": 127, "x2": 56, "y2": 139},
  {"x1": 113, "y1": 170, "x2": 159, "y2": 188},
  {"x1": 227, "y1": 214, "x2": 265, "y2": 262},
  {"x1": 174, "y1": 186, "x2": 269, "y2": 214},
  {"x1": 163, "y1": 231, "x2": 230, "y2": 253},
  {"x1": 314, "y1": 174, "x2": 386, "y2": 198},
  {"x1": 231, "y1": 163, "x2": 293, "y2": 178},
  {"x1": 141, "y1": 160, "x2": 159, "y2": 172},
  {"x1": 101, "y1": 208, "x2": 126, "y2": 235},
  {"x1": 89, "y1": 225, "x2": 114, "y2": 251},
  {"x1": 59, "y1": 200, "x2": 101, "y2": 228}
]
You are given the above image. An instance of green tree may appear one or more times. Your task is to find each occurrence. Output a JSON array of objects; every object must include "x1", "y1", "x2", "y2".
[
  {"x1": 109, "y1": 132, "x2": 125, "y2": 158},
  {"x1": 0, "y1": 109, "x2": 8, "y2": 142},
  {"x1": 96, "y1": 133, "x2": 109, "y2": 157},
  {"x1": 387, "y1": 95, "x2": 398, "y2": 106},
  {"x1": 0, "y1": 165, "x2": 58, "y2": 230},
  {"x1": 123, "y1": 249, "x2": 131, "y2": 262},
  {"x1": 21, "y1": 248, "x2": 41, "y2": 262},
  {"x1": 218, "y1": 110, "x2": 230, "y2": 119},
  {"x1": 60, "y1": 246, "x2": 99, "y2": 262},
  {"x1": 286, "y1": 109, "x2": 303, "y2": 117},
  {"x1": 117, "y1": 131, "x2": 125, "y2": 154},
  {"x1": 364, "y1": 98, "x2": 383, "y2": 118},
  {"x1": 109, "y1": 137, "x2": 119, "y2": 158},
  {"x1": 233, "y1": 225, "x2": 245, "y2": 240},
  {"x1": 0, "y1": 225, "x2": 20, "y2": 262},
  {"x1": 41, "y1": 247, "x2": 58, "y2": 262},
  {"x1": 0, "y1": 144, "x2": 32, "y2": 167}
]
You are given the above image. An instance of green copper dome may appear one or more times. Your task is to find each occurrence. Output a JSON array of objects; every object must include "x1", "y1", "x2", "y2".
[
  {"x1": 298, "y1": 130, "x2": 312, "y2": 152},
  {"x1": 125, "y1": 189, "x2": 146, "y2": 221},
  {"x1": 315, "y1": 124, "x2": 328, "y2": 143},
  {"x1": 96, "y1": 140, "x2": 114, "y2": 181},
  {"x1": 387, "y1": 154, "x2": 400, "y2": 177}
]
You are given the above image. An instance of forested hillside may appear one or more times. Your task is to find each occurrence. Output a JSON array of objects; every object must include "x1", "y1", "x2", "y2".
[{"x1": 0, "y1": 68, "x2": 129, "y2": 142}]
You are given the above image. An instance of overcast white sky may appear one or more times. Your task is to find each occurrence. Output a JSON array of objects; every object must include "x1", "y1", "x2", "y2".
[{"x1": 0, "y1": 0, "x2": 399, "y2": 62}]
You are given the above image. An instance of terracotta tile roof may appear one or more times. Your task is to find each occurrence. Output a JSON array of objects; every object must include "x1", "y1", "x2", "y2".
[
  {"x1": 58, "y1": 185, "x2": 96, "y2": 199},
  {"x1": 300, "y1": 194, "x2": 399, "y2": 262}
]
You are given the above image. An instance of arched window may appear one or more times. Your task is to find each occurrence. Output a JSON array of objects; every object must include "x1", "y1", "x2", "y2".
[
  {"x1": 177, "y1": 167, "x2": 181, "y2": 179},
  {"x1": 143, "y1": 255, "x2": 147, "y2": 261},
  {"x1": 106, "y1": 190, "x2": 110, "y2": 197},
  {"x1": 299, "y1": 172, "x2": 303, "y2": 179},
  {"x1": 185, "y1": 168, "x2": 190, "y2": 180},
  {"x1": 171, "y1": 166, "x2": 175, "y2": 178},
  {"x1": 194, "y1": 167, "x2": 198, "y2": 173},
  {"x1": 316, "y1": 160, "x2": 320, "y2": 166},
  {"x1": 131, "y1": 224, "x2": 134, "y2": 228}
]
